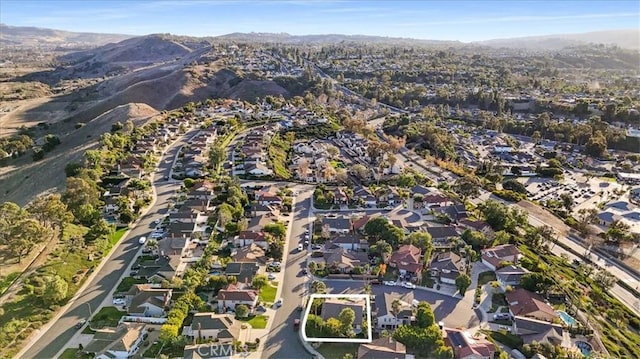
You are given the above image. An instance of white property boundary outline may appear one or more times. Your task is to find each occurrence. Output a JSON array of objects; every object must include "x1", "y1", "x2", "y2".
[{"x1": 301, "y1": 293, "x2": 373, "y2": 343}]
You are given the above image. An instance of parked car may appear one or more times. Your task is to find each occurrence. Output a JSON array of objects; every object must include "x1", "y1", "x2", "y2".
[
  {"x1": 75, "y1": 319, "x2": 87, "y2": 329},
  {"x1": 138, "y1": 236, "x2": 147, "y2": 245},
  {"x1": 276, "y1": 298, "x2": 283, "y2": 307},
  {"x1": 383, "y1": 281, "x2": 396, "y2": 286},
  {"x1": 113, "y1": 298, "x2": 125, "y2": 305},
  {"x1": 268, "y1": 273, "x2": 277, "y2": 280},
  {"x1": 297, "y1": 244, "x2": 303, "y2": 252},
  {"x1": 403, "y1": 282, "x2": 416, "y2": 289}
]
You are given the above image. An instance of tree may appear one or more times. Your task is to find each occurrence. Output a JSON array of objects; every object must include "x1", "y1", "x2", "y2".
[
  {"x1": 338, "y1": 307, "x2": 355, "y2": 336},
  {"x1": 606, "y1": 220, "x2": 631, "y2": 242},
  {"x1": 64, "y1": 162, "x2": 83, "y2": 177},
  {"x1": 235, "y1": 304, "x2": 249, "y2": 318},
  {"x1": 42, "y1": 275, "x2": 68, "y2": 303},
  {"x1": 324, "y1": 317, "x2": 343, "y2": 337},
  {"x1": 266, "y1": 239, "x2": 284, "y2": 261},
  {"x1": 520, "y1": 272, "x2": 554, "y2": 293},
  {"x1": 560, "y1": 193, "x2": 574, "y2": 212},
  {"x1": 585, "y1": 131, "x2": 607, "y2": 157},
  {"x1": 416, "y1": 302, "x2": 435, "y2": 328},
  {"x1": 351, "y1": 164, "x2": 369, "y2": 179},
  {"x1": 502, "y1": 179, "x2": 527, "y2": 194},
  {"x1": 391, "y1": 299, "x2": 402, "y2": 329},
  {"x1": 365, "y1": 217, "x2": 391, "y2": 239},
  {"x1": 311, "y1": 280, "x2": 327, "y2": 294},
  {"x1": 62, "y1": 177, "x2": 100, "y2": 221},
  {"x1": 454, "y1": 175, "x2": 481, "y2": 201},
  {"x1": 369, "y1": 240, "x2": 393, "y2": 258},
  {"x1": 251, "y1": 274, "x2": 269, "y2": 290},
  {"x1": 86, "y1": 218, "x2": 113, "y2": 242},
  {"x1": 406, "y1": 231, "x2": 434, "y2": 260},
  {"x1": 455, "y1": 273, "x2": 472, "y2": 295},
  {"x1": 335, "y1": 168, "x2": 348, "y2": 183},
  {"x1": 209, "y1": 145, "x2": 227, "y2": 173},
  {"x1": 263, "y1": 222, "x2": 287, "y2": 240},
  {"x1": 593, "y1": 270, "x2": 616, "y2": 291}
]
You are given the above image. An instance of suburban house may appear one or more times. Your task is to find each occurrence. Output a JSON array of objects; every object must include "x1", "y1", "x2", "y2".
[
  {"x1": 322, "y1": 247, "x2": 369, "y2": 273},
  {"x1": 257, "y1": 193, "x2": 283, "y2": 206},
  {"x1": 321, "y1": 297, "x2": 366, "y2": 333},
  {"x1": 481, "y1": 244, "x2": 520, "y2": 271},
  {"x1": 124, "y1": 285, "x2": 172, "y2": 317},
  {"x1": 513, "y1": 316, "x2": 567, "y2": 348},
  {"x1": 186, "y1": 180, "x2": 216, "y2": 201},
  {"x1": 443, "y1": 327, "x2": 496, "y2": 359},
  {"x1": 216, "y1": 283, "x2": 259, "y2": 313},
  {"x1": 352, "y1": 215, "x2": 372, "y2": 233},
  {"x1": 389, "y1": 245, "x2": 424, "y2": 282},
  {"x1": 506, "y1": 288, "x2": 558, "y2": 322},
  {"x1": 325, "y1": 235, "x2": 368, "y2": 251},
  {"x1": 354, "y1": 186, "x2": 378, "y2": 208},
  {"x1": 357, "y1": 337, "x2": 412, "y2": 359},
  {"x1": 322, "y1": 214, "x2": 353, "y2": 234},
  {"x1": 426, "y1": 226, "x2": 460, "y2": 247},
  {"x1": 428, "y1": 251, "x2": 465, "y2": 285},
  {"x1": 458, "y1": 219, "x2": 495, "y2": 239},
  {"x1": 224, "y1": 262, "x2": 259, "y2": 285},
  {"x1": 495, "y1": 265, "x2": 529, "y2": 289},
  {"x1": 436, "y1": 204, "x2": 468, "y2": 223},
  {"x1": 134, "y1": 255, "x2": 182, "y2": 282},
  {"x1": 82, "y1": 323, "x2": 147, "y2": 359},
  {"x1": 231, "y1": 243, "x2": 266, "y2": 264},
  {"x1": 376, "y1": 292, "x2": 416, "y2": 329},
  {"x1": 234, "y1": 231, "x2": 269, "y2": 249},
  {"x1": 183, "y1": 343, "x2": 233, "y2": 359},
  {"x1": 185, "y1": 313, "x2": 240, "y2": 342}
]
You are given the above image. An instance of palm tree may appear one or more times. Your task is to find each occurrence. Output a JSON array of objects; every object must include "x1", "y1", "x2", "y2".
[{"x1": 391, "y1": 299, "x2": 401, "y2": 330}]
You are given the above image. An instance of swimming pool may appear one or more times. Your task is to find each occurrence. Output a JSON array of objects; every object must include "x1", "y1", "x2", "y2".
[
  {"x1": 576, "y1": 340, "x2": 593, "y2": 356},
  {"x1": 558, "y1": 310, "x2": 577, "y2": 326}
]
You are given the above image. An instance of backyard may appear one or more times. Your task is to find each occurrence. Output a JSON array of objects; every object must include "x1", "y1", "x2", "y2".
[{"x1": 317, "y1": 343, "x2": 359, "y2": 359}]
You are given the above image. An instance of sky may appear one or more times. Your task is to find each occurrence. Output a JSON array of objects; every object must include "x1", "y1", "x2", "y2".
[{"x1": 2, "y1": 0, "x2": 639, "y2": 42}]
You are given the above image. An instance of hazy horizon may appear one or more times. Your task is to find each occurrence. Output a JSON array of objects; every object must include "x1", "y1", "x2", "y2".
[{"x1": 2, "y1": 0, "x2": 639, "y2": 42}]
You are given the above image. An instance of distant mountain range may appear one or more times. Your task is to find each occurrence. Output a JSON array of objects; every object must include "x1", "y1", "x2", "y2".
[
  {"x1": 0, "y1": 23, "x2": 133, "y2": 47},
  {"x1": 1, "y1": 24, "x2": 638, "y2": 50},
  {"x1": 473, "y1": 29, "x2": 639, "y2": 51}
]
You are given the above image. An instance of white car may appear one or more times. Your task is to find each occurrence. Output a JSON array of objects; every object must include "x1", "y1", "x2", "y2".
[
  {"x1": 403, "y1": 282, "x2": 416, "y2": 289},
  {"x1": 150, "y1": 231, "x2": 164, "y2": 239},
  {"x1": 297, "y1": 244, "x2": 303, "y2": 252},
  {"x1": 268, "y1": 273, "x2": 277, "y2": 280},
  {"x1": 275, "y1": 298, "x2": 283, "y2": 307},
  {"x1": 138, "y1": 236, "x2": 147, "y2": 245},
  {"x1": 113, "y1": 298, "x2": 125, "y2": 305},
  {"x1": 383, "y1": 281, "x2": 396, "y2": 286}
]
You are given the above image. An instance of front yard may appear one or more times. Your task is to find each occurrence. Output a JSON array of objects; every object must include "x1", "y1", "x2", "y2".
[
  {"x1": 116, "y1": 276, "x2": 146, "y2": 293},
  {"x1": 317, "y1": 343, "x2": 359, "y2": 359},
  {"x1": 259, "y1": 283, "x2": 277, "y2": 303},
  {"x1": 90, "y1": 306, "x2": 126, "y2": 329},
  {"x1": 239, "y1": 314, "x2": 269, "y2": 329}
]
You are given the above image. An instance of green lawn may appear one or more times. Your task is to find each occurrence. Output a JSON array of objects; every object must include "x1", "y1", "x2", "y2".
[
  {"x1": 317, "y1": 343, "x2": 359, "y2": 359},
  {"x1": 90, "y1": 306, "x2": 126, "y2": 329},
  {"x1": 240, "y1": 314, "x2": 269, "y2": 329},
  {"x1": 477, "y1": 271, "x2": 497, "y2": 285},
  {"x1": 116, "y1": 277, "x2": 146, "y2": 293},
  {"x1": 61, "y1": 223, "x2": 89, "y2": 241},
  {"x1": 58, "y1": 348, "x2": 78, "y2": 359},
  {"x1": 108, "y1": 227, "x2": 128, "y2": 246},
  {"x1": 143, "y1": 341, "x2": 163, "y2": 358},
  {"x1": 259, "y1": 284, "x2": 277, "y2": 303},
  {"x1": 486, "y1": 330, "x2": 523, "y2": 349}
]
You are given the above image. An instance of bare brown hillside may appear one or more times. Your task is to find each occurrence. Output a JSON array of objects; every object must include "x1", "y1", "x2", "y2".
[{"x1": 0, "y1": 103, "x2": 157, "y2": 206}]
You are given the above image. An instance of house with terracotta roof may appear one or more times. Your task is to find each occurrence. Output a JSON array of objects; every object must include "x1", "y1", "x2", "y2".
[
  {"x1": 216, "y1": 283, "x2": 258, "y2": 313},
  {"x1": 234, "y1": 231, "x2": 269, "y2": 249},
  {"x1": 82, "y1": 323, "x2": 147, "y2": 359},
  {"x1": 389, "y1": 245, "x2": 424, "y2": 282},
  {"x1": 358, "y1": 337, "x2": 412, "y2": 359},
  {"x1": 481, "y1": 244, "x2": 520, "y2": 271},
  {"x1": 184, "y1": 313, "x2": 240, "y2": 343},
  {"x1": 428, "y1": 251, "x2": 465, "y2": 285},
  {"x1": 443, "y1": 327, "x2": 495, "y2": 359},
  {"x1": 506, "y1": 288, "x2": 558, "y2": 322}
]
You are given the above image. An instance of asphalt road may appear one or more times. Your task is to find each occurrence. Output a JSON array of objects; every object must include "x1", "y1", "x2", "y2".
[
  {"x1": 20, "y1": 131, "x2": 197, "y2": 359},
  {"x1": 323, "y1": 280, "x2": 480, "y2": 330},
  {"x1": 261, "y1": 186, "x2": 316, "y2": 359}
]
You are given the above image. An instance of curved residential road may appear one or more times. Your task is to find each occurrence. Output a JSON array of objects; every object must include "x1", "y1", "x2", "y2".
[
  {"x1": 261, "y1": 186, "x2": 316, "y2": 359},
  {"x1": 19, "y1": 129, "x2": 199, "y2": 359}
]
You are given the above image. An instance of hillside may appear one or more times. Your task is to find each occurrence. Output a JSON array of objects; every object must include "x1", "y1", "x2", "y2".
[
  {"x1": 475, "y1": 29, "x2": 640, "y2": 51},
  {"x1": 0, "y1": 23, "x2": 132, "y2": 47},
  {"x1": 0, "y1": 103, "x2": 157, "y2": 206}
]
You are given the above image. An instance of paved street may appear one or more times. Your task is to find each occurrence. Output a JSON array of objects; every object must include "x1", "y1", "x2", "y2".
[
  {"x1": 261, "y1": 185, "x2": 316, "y2": 359},
  {"x1": 19, "y1": 130, "x2": 198, "y2": 359}
]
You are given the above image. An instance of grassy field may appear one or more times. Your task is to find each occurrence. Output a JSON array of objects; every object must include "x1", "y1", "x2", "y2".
[
  {"x1": 317, "y1": 343, "x2": 359, "y2": 359},
  {"x1": 90, "y1": 306, "x2": 126, "y2": 329},
  {"x1": 0, "y1": 271, "x2": 20, "y2": 295},
  {"x1": 259, "y1": 284, "x2": 277, "y2": 303},
  {"x1": 267, "y1": 133, "x2": 292, "y2": 179},
  {"x1": 58, "y1": 348, "x2": 78, "y2": 359},
  {"x1": 108, "y1": 227, "x2": 128, "y2": 246}
]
